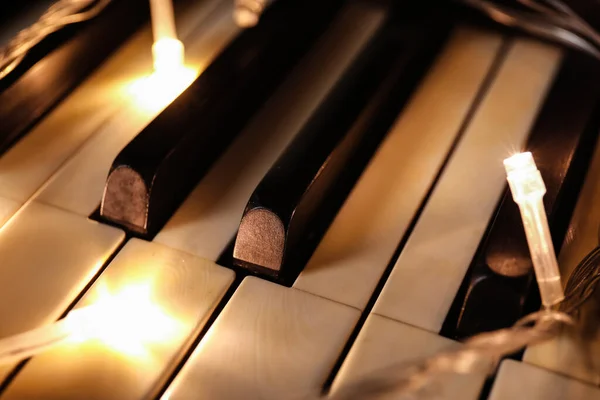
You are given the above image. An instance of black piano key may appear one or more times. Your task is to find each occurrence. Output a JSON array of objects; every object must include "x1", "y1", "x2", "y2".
[
  {"x1": 232, "y1": 6, "x2": 452, "y2": 280},
  {"x1": 100, "y1": 0, "x2": 343, "y2": 238},
  {"x1": 441, "y1": 52, "x2": 600, "y2": 339},
  {"x1": 0, "y1": 0, "x2": 149, "y2": 154}
]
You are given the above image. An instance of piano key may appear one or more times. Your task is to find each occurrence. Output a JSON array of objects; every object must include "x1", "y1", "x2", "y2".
[
  {"x1": 329, "y1": 314, "x2": 487, "y2": 400},
  {"x1": 1, "y1": 238, "x2": 234, "y2": 400},
  {"x1": 523, "y1": 131, "x2": 600, "y2": 385},
  {"x1": 0, "y1": 197, "x2": 21, "y2": 229},
  {"x1": 99, "y1": 0, "x2": 343, "y2": 238},
  {"x1": 232, "y1": 7, "x2": 450, "y2": 279},
  {"x1": 372, "y1": 39, "x2": 562, "y2": 332},
  {"x1": 32, "y1": 0, "x2": 240, "y2": 218},
  {"x1": 154, "y1": 0, "x2": 390, "y2": 261},
  {"x1": 0, "y1": 0, "x2": 149, "y2": 155},
  {"x1": 293, "y1": 28, "x2": 505, "y2": 309},
  {"x1": 0, "y1": 0, "x2": 225, "y2": 226},
  {"x1": 445, "y1": 52, "x2": 600, "y2": 339},
  {"x1": 0, "y1": 201, "x2": 124, "y2": 383},
  {"x1": 161, "y1": 276, "x2": 359, "y2": 399},
  {"x1": 488, "y1": 360, "x2": 600, "y2": 400}
]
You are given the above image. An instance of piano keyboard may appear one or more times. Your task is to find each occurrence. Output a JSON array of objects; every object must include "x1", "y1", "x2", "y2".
[{"x1": 0, "y1": 0, "x2": 600, "y2": 399}]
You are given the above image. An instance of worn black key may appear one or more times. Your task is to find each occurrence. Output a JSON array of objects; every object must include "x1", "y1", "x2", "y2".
[
  {"x1": 0, "y1": 0, "x2": 148, "y2": 154},
  {"x1": 232, "y1": 5, "x2": 451, "y2": 281},
  {"x1": 442, "y1": 52, "x2": 600, "y2": 339},
  {"x1": 100, "y1": 0, "x2": 343, "y2": 238}
]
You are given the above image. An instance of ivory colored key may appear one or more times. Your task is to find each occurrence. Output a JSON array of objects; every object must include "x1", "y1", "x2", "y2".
[
  {"x1": 1, "y1": 239, "x2": 234, "y2": 400},
  {"x1": 329, "y1": 314, "x2": 487, "y2": 400},
  {"x1": 154, "y1": 1, "x2": 388, "y2": 260},
  {"x1": 0, "y1": 0, "x2": 227, "y2": 224},
  {"x1": 33, "y1": 0, "x2": 240, "y2": 217},
  {"x1": 488, "y1": 360, "x2": 600, "y2": 400},
  {"x1": 0, "y1": 201, "x2": 124, "y2": 383},
  {"x1": 523, "y1": 136, "x2": 600, "y2": 385},
  {"x1": 0, "y1": 196, "x2": 20, "y2": 228},
  {"x1": 372, "y1": 40, "x2": 562, "y2": 332},
  {"x1": 162, "y1": 276, "x2": 359, "y2": 399},
  {"x1": 293, "y1": 27, "x2": 505, "y2": 309}
]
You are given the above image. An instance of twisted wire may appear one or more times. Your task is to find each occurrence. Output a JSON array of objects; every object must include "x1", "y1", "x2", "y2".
[
  {"x1": 0, "y1": 0, "x2": 112, "y2": 80},
  {"x1": 329, "y1": 311, "x2": 573, "y2": 400},
  {"x1": 329, "y1": 244, "x2": 600, "y2": 400},
  {"x1": 457, "y1": 0, "x2": 600, "y2": 60}
]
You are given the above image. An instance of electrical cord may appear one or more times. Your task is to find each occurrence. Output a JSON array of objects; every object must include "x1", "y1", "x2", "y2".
[{"x1": 0, "y1": 0, "x2": 112, "y2": 80}]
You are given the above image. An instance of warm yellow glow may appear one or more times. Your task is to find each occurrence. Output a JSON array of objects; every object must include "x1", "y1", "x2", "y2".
[
  {"x1": 67, "y1": 281, "x2": 182, "y2": 358},
  {"x1": 152, "y1": 38, "x2": 185, "y2": 75},
  {"x1": 126, "y1": 65, "x2": 196, "y2": 113}
]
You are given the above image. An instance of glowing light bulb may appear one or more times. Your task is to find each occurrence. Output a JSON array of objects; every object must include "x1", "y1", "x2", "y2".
[
  {"x1": 70, "y1": 282, "x2": 181, "y2": 358},
  {"x1": 152, "y1": 38, "x2": 185, "y2": 75},
  {"x1": 504, "y1": 152, "x2": 564, "y2": 307},
  {"x1": 149, "y1": 0, "x2": 185, "y2": 74},
  {"x1": 0, "y1": 281, "x2": 181, "y2": 365},
  {"x1": 126, "y1": 66, "x2": 196, "y2": 113}
]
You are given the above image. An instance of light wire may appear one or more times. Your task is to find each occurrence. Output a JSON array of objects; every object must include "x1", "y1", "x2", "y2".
[
  {"x1": 457, "y1": 0, "x2": 600, "y2": 60},
  {"x1": 0, "y1": 0, "x2": 112, "y2": 80}
]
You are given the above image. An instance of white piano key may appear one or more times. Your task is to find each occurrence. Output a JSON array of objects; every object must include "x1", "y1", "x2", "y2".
[
  {"x1": 329, "y1": 314, "x2": 487, "y2": 400},
  {"x1": 293, "y1": 28, "x2": 505, "y2": 309},
  {"x1": 523, "y1": 135, "x2": 600, "y2": 385},
  {"x1": 0, "y1": 201, "x2": 124, "y2": 383},
  {"x1": 32, "y1": 0, "x2": 240, "y2": 217},
  {"x1": 372, "y1": 40, "x2": 562, "y2": 332},
  {"x1": 1, "y1": 238, "x2": 235, "y2": 400},
  {"x1": 154, "y1": 2, "x2": 387, "y2": 260},
  {"x1": 488, "y1": 360, "x2": 600, "y2": 400},
  {"x1": 162, "y1": 276, "x2": 359, "y2": 400},
  {"x1": 0, "y1": 0, "x2": 230, "y2": 220}
]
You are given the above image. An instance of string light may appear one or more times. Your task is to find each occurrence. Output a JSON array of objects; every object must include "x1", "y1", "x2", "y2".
[
  {"x1": 0, "y1": 0, "x2": 188, "y2": 80},
  {"x1": 149, "y1": 0, "x2": 184, "y2": 75},
  {"x1": 0, "y1": 281, "x2": 181, "y2": 366},
  {"x1": 458, "y1": 0, "x2": 600, "y2": 60},
  {"x1": 126, "y1": 66, "x2": 196, "y2": 113},
  {"x1": 504, "y1": 152, "x2": 564, "y2": 307}
]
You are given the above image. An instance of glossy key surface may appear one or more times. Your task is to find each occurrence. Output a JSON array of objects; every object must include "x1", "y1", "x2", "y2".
[
  {"x1": 1, "y1": 239, "x2": 234, "y2": 400},
  {"x1": 0, "y1": 202, "x2": 124, "y2": 382},
  {"x1": 0, "y1": 0, "x2": 227, "y2": 226},
  {"x1": 446, "y1": 51, "x2": 600, "y2": 338},
  {"x1": 34, "y1": 0, "x2": 240, "y2": 218},
  {"x1": 155, "y1": 0, "x2": 390, "y2": 261},
  {"x1": 0, "y1": 0, "x2": 149, "y2": 155},
  {"x1": 100, "y1": 0, "x2": 342, "y2": 237},
  {"x1": 330, "y1": 314, "x2": 487, "y2": 400},
  {"x1": 488, "y1": 360, "x2": 600, "y2": 400},
  {"x1": 294, "y1": 27, "x2": 505, "y2": 310},
  {"x1": 372, "y1": 39, "x2": 562, "y2": 332},
  {"x1": 162, "y1": 277, "x2": 359, "y2": 400}
]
